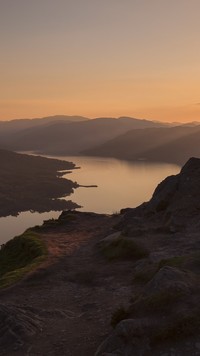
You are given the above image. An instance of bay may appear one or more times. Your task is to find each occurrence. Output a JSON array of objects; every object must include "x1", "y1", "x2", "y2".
[{"x1": 0, "y1": 155, "x2": 180, "y2": 244}]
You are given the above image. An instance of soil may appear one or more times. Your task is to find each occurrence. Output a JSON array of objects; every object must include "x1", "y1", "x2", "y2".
[
  {"x1": 0, "y1": 212, "x2": 134, "y2": 356},
  {"x1": 2, "y1": 158, "x2": 200, "y2": 355}
]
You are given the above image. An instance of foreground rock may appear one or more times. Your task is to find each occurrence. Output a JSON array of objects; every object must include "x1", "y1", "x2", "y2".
[
  {"x1": 0, "y1": 304, "x2": 42, "y2": 352},
  {"x1": 96, "y1": 157, "x2": 200, "y2": 355},
  {"x1": 119, "y1": 157, "x2": 200, "y2": 234},
  {"x1": 1, "y1": 158, "x2": 200, "y2": 355}
]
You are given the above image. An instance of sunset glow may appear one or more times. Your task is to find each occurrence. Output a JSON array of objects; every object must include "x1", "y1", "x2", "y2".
[{"x1": 1, "y1": 0, "x2": 200, "y2": 122}]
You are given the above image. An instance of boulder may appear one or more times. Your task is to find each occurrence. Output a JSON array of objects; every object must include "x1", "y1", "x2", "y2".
[
  {"x1": 0, "y1": 304, "x2": 42, "y2": 350},
  {"x1": 95, "y1": 318, "x2": 152, "y2": 356},
  {"x1": 144, "y1": 266, "x2": 192, "y2": 296}
]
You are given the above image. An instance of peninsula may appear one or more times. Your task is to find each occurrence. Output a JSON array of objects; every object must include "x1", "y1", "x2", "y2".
[{"x1": 0, "y1": 149, "x2": 80, "y2": 217}]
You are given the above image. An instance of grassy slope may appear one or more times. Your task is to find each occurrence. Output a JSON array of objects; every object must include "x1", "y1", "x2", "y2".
[{"x1": 0, "y1": 230, "x2": 47, "y2": 288}]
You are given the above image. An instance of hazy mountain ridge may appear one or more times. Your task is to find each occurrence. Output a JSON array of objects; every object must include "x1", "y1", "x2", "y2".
[
  {"x1": 0, "y1": 116, "x2": 168, "y2": 155},
  {"x1": 0, "y1": 115, "x2": 88, "y2": 132},
  {"x1": 1, "y1": 115, "x2": 200, "y2": 163},
  {"x1": 84, "y1": 124, "x2": 200, "y2": 164}
]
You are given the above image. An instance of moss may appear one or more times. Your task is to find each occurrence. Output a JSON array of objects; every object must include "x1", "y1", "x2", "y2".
[
  {"x1": 158, "y1": 252, "x2": 200, "y2": 275},
  {"x1": 0, "y1": 230, "x2": 47, "y2": 288},
  {"x1": 158, "y1": 256, "x2": 187, "y2": 270},
  {"x1": 101, "y1": 236, "x2": 149, "y2": 261}
]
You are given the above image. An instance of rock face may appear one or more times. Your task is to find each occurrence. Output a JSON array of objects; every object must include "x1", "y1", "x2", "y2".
[
  {"x1": 95, "y1": 157, "x2": 200, "y2": 356},
  {"x1": 150, "y1": 157, "x2": 200, "y2": 216},
  {"x1": 95, "y1": 318, "x2": 152, "y2": 356},
  {"x1": 143, "y1": 266, "x2": 192, "y2": 296},
  {"x1": 0, "y1": 304, "x2": 42, "y2": 351},
  {"x1": 119, "y1": 157, "x2": 200, "y2": 234}
]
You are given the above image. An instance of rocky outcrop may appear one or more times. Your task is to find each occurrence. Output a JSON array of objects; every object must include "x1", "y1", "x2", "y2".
[
  {"x1": 0, "y1": 304, "x2": 42, "y2": 351},
  {"x1": 95, "y1": 318, "x2": 152, "y2": 356},
  {"x1": 119, "y1": 157, "x2": 200, "y2": 234},
  {"x1": 96, "y1": 157, "x2": 200, "y2": 356},
  {"x1": 143, "y1": 266, "x2": 192, "y2": 296}
]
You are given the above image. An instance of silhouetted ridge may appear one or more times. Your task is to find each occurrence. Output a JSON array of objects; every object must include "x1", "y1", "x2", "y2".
[
  {"x1": 0, "y1": 116, "x2": 169, "y2": 155},
  {"x1": 84, "y1": 125, "x2": 200, "y2": 164},
  {"x1": 119, "y1": 157, "x2": 200, "y2": 234}
]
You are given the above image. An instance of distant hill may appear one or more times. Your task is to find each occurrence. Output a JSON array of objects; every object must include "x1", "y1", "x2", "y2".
[
  {"x1": 83, "y1": 125, "x2": 200, "y2": 165},
  {"x1": 0, "y1": 115, "x2": 88, "y2": 130},
  {"x1": 0, "y1": 149, "x2": 79, "y2": 217},
  {"x1": 0, "y1": 116, "x2": 168, "y2": 155}
]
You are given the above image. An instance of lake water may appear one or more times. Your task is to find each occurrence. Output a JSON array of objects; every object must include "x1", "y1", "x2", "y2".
[{"x1": 0, "y1": 156, "x2": 180, "y2": 244}]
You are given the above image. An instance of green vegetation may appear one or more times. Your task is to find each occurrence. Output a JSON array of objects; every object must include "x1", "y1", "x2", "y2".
[
  {"x1": 158, "y1": 256, "x2": 187, "y2": 269},
  {"x1": 158, "y1": 252, "x2": 200, "y2": 274},
  {"x1": 0, "y1": 230, "x2": 47, "y2": 288},
  {"x1": 133, "y1": 252, "x2": 200, "y2": 287},
  {"x1": 100, "y1": 236, "x2": 149, "y2": 261}
]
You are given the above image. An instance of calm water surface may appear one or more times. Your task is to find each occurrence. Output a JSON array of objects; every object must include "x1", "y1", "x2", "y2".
[{"x1": 0, "y1": 156, "x2": 180, "y2": 244}]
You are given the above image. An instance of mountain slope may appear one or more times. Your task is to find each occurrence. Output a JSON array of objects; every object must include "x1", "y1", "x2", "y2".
[
  {"x1": 1, "y1": 116, "x2": 168, "y2": 155},
  {"x1": 0, "y1": 115, "x2": 88, "y2": 133},
  {"x1": 83, "y1": 124, "x2": 200, "y2": 164}
]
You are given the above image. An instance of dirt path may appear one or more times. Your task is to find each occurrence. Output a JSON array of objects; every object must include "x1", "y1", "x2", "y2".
[{"x1": 0, "y1": 212, "x2": 133, "y2": 356}]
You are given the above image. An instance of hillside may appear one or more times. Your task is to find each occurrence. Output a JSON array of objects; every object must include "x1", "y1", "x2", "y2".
[
  {"x1": 1, "y1": 158, "x2": 200, "y2": 355},
  {"x1": 0, "y1": 115, "x2": 88, "y2": 133},
  {"x1": 0, "y1": 116, "x2": 169, "y2": 155},
  {"x1": 84, "y1": 124, "x2": 200, "y2": 165},
  {"x1": 0, "y1": 149, "x2": 79, "y2": 217}
]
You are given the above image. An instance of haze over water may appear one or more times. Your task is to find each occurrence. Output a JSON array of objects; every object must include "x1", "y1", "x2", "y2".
[{"x1": 0, "y1": 156, "x2": 180, "y2": 244}]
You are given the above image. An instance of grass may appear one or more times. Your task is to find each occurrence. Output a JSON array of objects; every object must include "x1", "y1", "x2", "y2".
[
  {"x1": 100, "y1": 235, "x2": 149, "y2": 261},
  {"x1": 0, "y1": 230, "x2": 47, "y2": 288},
  {"x1": 158, "y1": 252, "x2": 200, "y2": 274},
  {"x1": 133, "y1": 253, "x2": 200, "y2": 286},
  {"x1": 158, "y1": 256, "x2": 187, "y2": 270}
]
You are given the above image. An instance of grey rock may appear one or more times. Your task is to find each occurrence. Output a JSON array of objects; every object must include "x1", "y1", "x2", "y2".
[
  {"x1": 144, "y1": 266, "x2": 191, "y2": 296},
  {"x1": 95, "y1": 319, "x2": 151, "y2": 356},
  {"x1": 99, "y1": 232, "x2": 122, "y2": 245},
  {"x1": 0, "y1": 303, "x2": 42, "y2": 350}
]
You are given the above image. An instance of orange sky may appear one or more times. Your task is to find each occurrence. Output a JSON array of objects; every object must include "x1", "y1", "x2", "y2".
[{"x1": 1, "y1": 0, "x2": 200, "y2": 122}]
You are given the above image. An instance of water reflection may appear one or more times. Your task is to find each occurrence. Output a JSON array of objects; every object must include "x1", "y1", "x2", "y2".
[
  {"x1": 57, "y1": 156, "x2": 180, "y2": 214},
  {"x1": 0, "y1": 211, "x2": 59, "y2": 245},
  {"x1": 0, "y1": 156, "x2": 180, "y2": 243}
]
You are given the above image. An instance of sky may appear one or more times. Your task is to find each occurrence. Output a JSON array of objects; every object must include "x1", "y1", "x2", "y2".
[{"x1": 1, "y1": 0, "x2": 200, "y2": 122}]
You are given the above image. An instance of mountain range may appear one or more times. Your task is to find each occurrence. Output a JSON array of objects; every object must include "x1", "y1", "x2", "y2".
[
  {"x1": 84, "y1": 124, "x2": 200, "y2": 165},
  {"x1": 1, "y1": 115, "x2": 200, "y2": 164},
  {"x1": 0, "y1": 115, "x2": 168, "y2": 154}
]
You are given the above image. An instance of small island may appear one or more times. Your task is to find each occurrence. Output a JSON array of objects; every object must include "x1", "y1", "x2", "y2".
[{"x1": 0, "y1": 149, "x2": 80, "y2": 217}]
